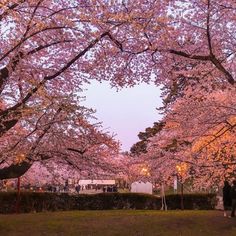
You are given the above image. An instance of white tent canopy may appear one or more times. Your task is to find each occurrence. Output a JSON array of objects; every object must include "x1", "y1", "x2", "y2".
[
  {"x1": 79, "y1": 180, "x2": 115, "y2": 185},
  {"x1": 130, "y1": 181, "x2": 153, "y2": 194}
]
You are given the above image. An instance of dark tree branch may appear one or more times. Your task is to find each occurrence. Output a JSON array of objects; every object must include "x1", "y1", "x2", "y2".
[
  {"x1": 0, "y1": 67, "x2": 9, "y2": 94},
  {"x1": 169, "y1": 49, "x2": 235, "y2": 85},
  {"x1": 206, "y1": 0, "x2": 213, "y2": 54},
  {"x1": 67, "y1": 148, "x2": 86, "y2": 155},
  {"x1": 0, "y1": 161, "x2": 31, "y2": 180},
  {"x1": 210, "y1": 55, "x2": 235, "y2": 85},
  {"x1": 169, "y1": 49, "x2": 211, "y2": 61}
]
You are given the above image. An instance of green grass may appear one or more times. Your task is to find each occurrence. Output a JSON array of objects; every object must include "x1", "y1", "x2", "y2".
[{"x1": 0, "y1": 210, "x2": 235, "y2": 236}]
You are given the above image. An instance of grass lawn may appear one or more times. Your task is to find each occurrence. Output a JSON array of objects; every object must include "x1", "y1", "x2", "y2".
[{"x1": 0, "y1": 210, "x2": 235, "y2": 236}]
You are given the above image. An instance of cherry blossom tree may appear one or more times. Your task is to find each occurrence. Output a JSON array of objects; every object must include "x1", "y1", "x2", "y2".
[
  {"x1": 2, "y1": 0, "x2": 234, "y2": 134},
  {"x1": 136, "y1": 86, "x2": 236, "y2": 189},
  {"x1": 0, "y1": 94, "x2": 121, "y2": 180},
  {"x1": 121, "y1": 0, "x2": 235, "y2": 188}
]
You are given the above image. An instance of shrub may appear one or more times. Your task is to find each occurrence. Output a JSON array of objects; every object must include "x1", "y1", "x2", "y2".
[
  {"x1": 165, "y1": 193, "x2": 217, "y2": 210},
  {"x1": 0, "y1": 192, "x2": 217, "y2": 214}
]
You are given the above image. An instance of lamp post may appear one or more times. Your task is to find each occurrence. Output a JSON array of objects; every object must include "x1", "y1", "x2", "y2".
[
  {"x1": 15, "y1": 153, "x2": 25, "y2": 213},
  {"x1": 15, "y1": 177, "x2": 21, "y2": 213},
  {"x1": 176, "y1": 163, "x2": 187, "y2": 210}
]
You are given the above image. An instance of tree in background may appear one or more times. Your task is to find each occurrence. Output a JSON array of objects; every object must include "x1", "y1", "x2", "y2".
[
  {"x1": 125, "y1": 0, "x2": 236, "y2": 187},
  {"x1": 138, "y1": 87, "x2": 236, "y2": 188},
  {"x1": 130, "y1": 122, "x2": 165, "y2": 156}
]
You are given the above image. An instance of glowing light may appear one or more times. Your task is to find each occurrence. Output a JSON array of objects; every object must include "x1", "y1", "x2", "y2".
[
  {"x1": 141, "y1": 167, "x2": 150, "y2": 176},
  {"x1": 176, "y1": 163, "x2": 188, "y2": 176}
]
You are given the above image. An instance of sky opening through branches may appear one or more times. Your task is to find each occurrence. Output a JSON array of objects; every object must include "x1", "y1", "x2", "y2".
[{"x1": 83, "y1": 81, "x2": 163, "y2": 151}]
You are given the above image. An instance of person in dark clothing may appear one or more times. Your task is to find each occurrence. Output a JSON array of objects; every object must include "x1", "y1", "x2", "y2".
[
  {"x1": 223, "y1": 181, "x2": 231, "y2": 217},
  {"x1": 75, "y1": 185, "x2": 81, "y2": 193},
  {"x1": 112, "y1": 185, "x2": 118, "y2": 192},
  {"x1": 230, "y1": 180, "x2": 236, "y2": 217}
]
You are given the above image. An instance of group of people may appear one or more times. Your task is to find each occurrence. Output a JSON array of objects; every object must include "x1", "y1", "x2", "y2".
[
  {"x1": 223, "y1": 180, "x2": 236, "y2": 218},
  {"x1": 102, "y1": 185, "x2": 118, "y2": 193}
]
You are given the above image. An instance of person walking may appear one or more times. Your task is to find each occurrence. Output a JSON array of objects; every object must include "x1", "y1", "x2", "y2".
[
  {"x1": 223, "y1": 181, "x2": 231, "y2": 217},
  {"x1": 230, "y1": 180, "x2": 236, "y2": 218}
]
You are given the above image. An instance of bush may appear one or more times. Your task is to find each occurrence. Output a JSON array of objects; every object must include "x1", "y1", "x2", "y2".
[
  {"x1": 165, "y1": 193, "x2": 217, "y2": 210},
  {"x1": 0, "y1": 192, "x2": 217, "y2": 214}
]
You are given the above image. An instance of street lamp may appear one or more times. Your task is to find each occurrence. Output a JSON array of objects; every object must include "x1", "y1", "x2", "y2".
[
  {"x1": 141, "y1": 167, "x2": 150, "y2": 177},
  {"x1": 176, "y1": 163, "x2": 187, "y2": 210},
  {"x1": 15, "y1": 153, "x2": 25, "y2": 213}
]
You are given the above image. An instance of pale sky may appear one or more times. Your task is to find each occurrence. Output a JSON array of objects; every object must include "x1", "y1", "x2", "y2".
[{"x1": 82, "y1": 81, "x2": 163, "y2": 151}]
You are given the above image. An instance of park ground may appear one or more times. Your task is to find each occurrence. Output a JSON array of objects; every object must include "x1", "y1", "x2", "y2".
[{"x1": 0, "y1": 210, "x2": 235, "y2": 236}]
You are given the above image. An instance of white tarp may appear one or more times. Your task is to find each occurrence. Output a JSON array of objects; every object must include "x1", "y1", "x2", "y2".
[
  {"x1": 131, "y1": 181, "x2": 153, "y2": 194},
  {"x1": 79, "y1": 180, "x2": 115, "y2": 185}
]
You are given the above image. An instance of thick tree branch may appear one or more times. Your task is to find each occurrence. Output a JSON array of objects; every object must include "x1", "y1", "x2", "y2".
[
  {"x1": 67, "y1": 148, "x2": 86, "y2": 155},
  {"x1": 0, "y1": 161, "x2": 31, "y2": 180},
  {"x1": 0, "y1": 67, "x2": 9, "y2": 94},
  {"x1": 210, "y1": 55, "x2": 235, "y2": 85},
  {"x1": 169, "y1": 49, "x2": 211, "y2": 61},
  {"x1": 169, "y1": 49, "x2": 235, "y2": 85},
  {"x1": 206, "y1": 0, "x2": 213, "y2": 54}
]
